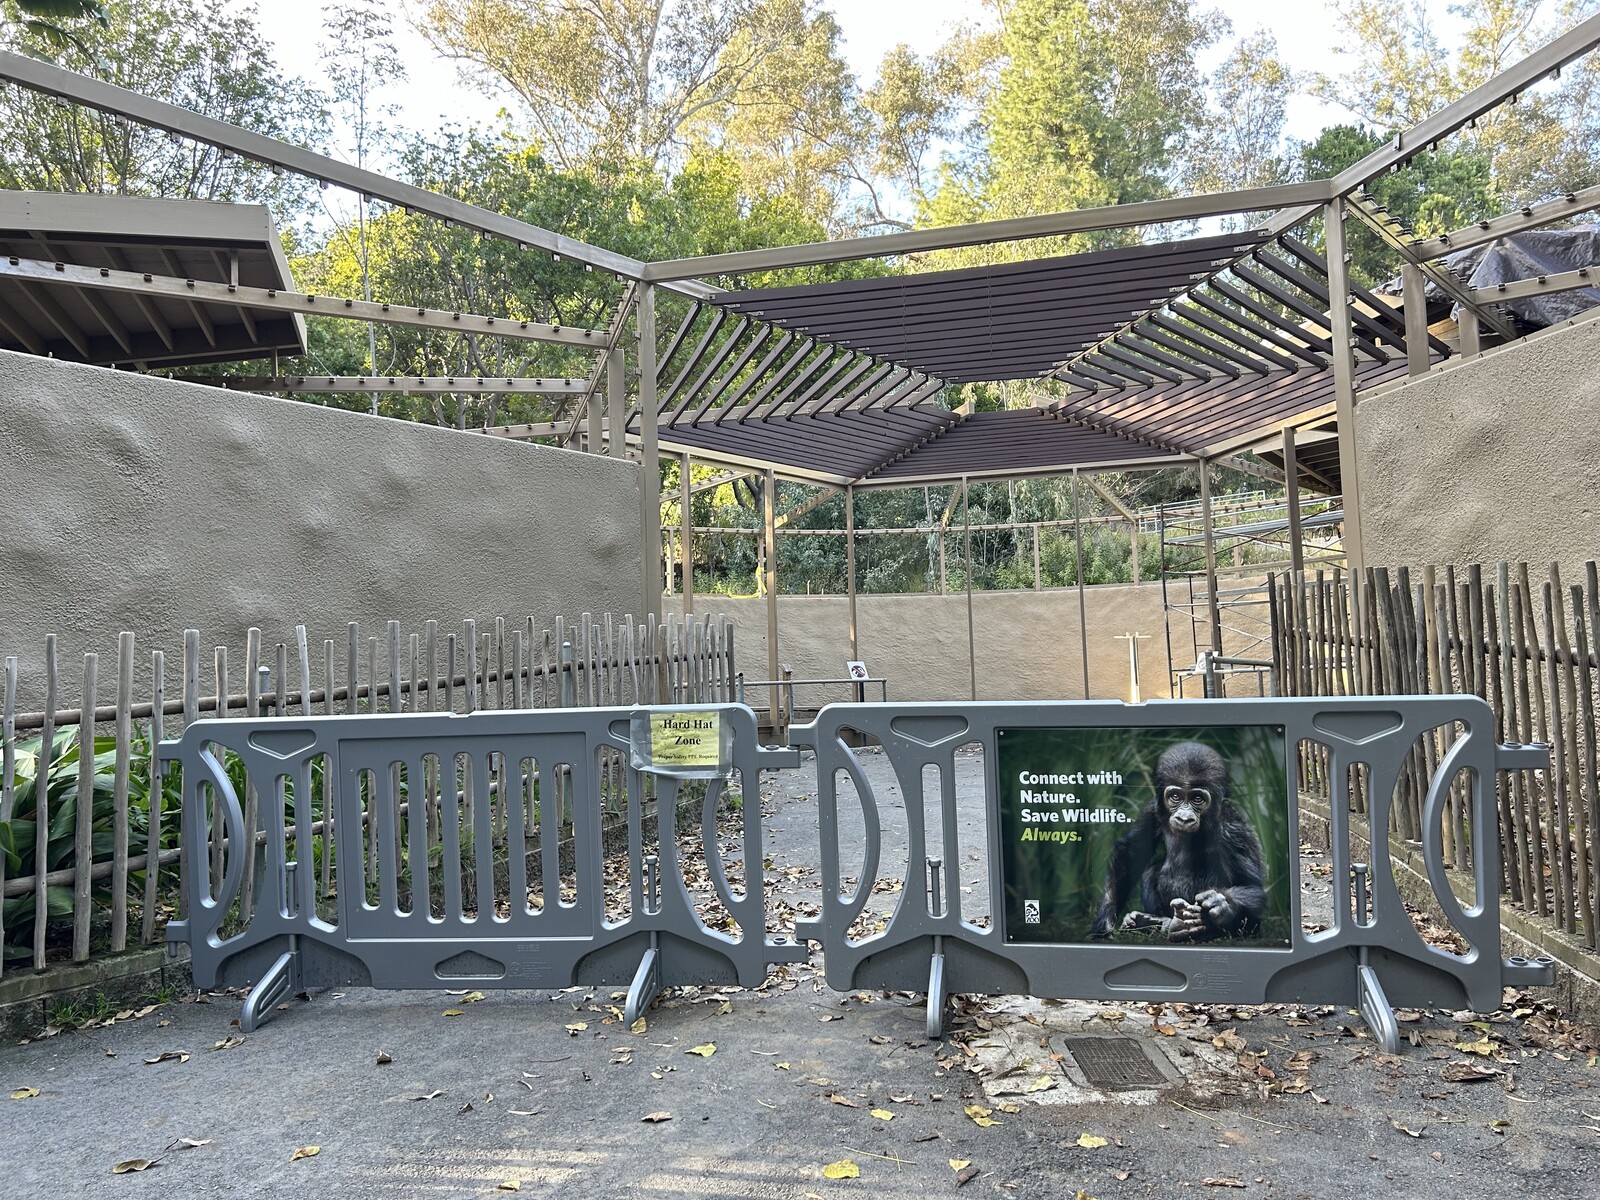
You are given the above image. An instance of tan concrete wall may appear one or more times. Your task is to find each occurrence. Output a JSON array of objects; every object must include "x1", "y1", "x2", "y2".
[
  {"x1": 670, "y1": 581, "x2": 1270, "y2": 706},
  {"x1": 1356, "y1": 314, "x2": 1600, "y2": 574},
  {"x1": 0, "y1": 351, "x2": 642, "y2": 708}
]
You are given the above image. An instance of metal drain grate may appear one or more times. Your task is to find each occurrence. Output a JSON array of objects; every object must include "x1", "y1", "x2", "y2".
[{"x1": 1060, "y1": 1037, "x2": 1168, "y2": 1089}]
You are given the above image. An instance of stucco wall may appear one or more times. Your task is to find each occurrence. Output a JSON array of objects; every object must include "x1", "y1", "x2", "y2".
[
  {"x1": 0, "y1": 351, "x2": 641, "y2": 707},
  {"x1": 671, "y1": 582, "x2": 1269, "y2": 706},
  {"x1": 1357, "y1": 314, "x2": 1600, "y2": 574}
]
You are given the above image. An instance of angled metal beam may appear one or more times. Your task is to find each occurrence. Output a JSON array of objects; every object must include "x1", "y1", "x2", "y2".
[
  {"x1": 0, "y1": 50, "x2": 655, "y2": 284},
  {"x1": 683, "y1": 323, "x2": 772, "y2": 423},
  {"x1": 888, "y1": 377, "x2": 946, "y2": 409},
  {"x1": 1278, "y1": 231, "x2": 1454, "y2": 357},
  {"x1": 1416, "y1": 183, "x2": 1600, "y2": 258},
  {"x1": 712, "y1": 330, "x2": 798, "y2": 422},
  {"x1": 1180, "y1": 291, "x2": 1327, "y2": 367},
  {"x1": 1203, "y1": 278, "x2": 1335, "y2": 358},
  {"x1": 754, "y1": 346, "x2": 838, "y2": 420},
  {"x1": 1068, "y1": 358, "x2": 1138, "y2": 390},
  {"x1": 774, "y1": 486, "x2": 843, "y2": 529},
  {"x1": 29, "y1": 231, "x2": 135, "y2": 354},
  {"x1": 798, "y1": 356, "x2": 883, "y2": 416},
  {"x1": 1128, "y1": 319, "x2": 1244, "y2": 378},
  {"x1": 668, "y1": 316, "x2": 751, "y2": 423},
  {"x1": 642, "y1": 181, "x2": 1332, "y2": 280},
  {"x1": 1082, "y1": 349, "x2": 1162, "y2": 387},
  {"x1": 655, "y1": 301, "x2": 705, "y2": 380},
  {"x1": 158, "y1": 249, "x2": 216, "y2": 347},
  {"x1": 1473, "y1": 262, "x2": 1600, "y2": 303},
  {"x1": 783, "y1": 353, "x2": 868, "y2": 418},
  {"x1": 1232, "y1": 260, "x2": 1389, "y2": 360},
  {"x1": 0, "y1": 289, "x2": 46, "y2": 354},
  {"x1": 180, "y1": 374, "x2": 586, "y2": 395},
  {"x1": 103, "y1": 246, "x2": 175, "y2": 351},
  {"x1": 19, "y1": 279, "x2": 89, "y2": 356},
  {"x1": 558, "y1": 279, "x2": 636, "y2": 445},
  {"x1": 1345, "y1": 195, "x2": 1520, "y2": 341},
  {"x1": 838, "y1": 365, "x2": 915, "y2": 413},
  {"x1": 0, "y1": 252, "x2": 600, "y2": 347}
]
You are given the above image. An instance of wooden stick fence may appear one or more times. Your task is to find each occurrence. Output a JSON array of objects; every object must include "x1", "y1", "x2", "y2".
[
  {"x1": 1270, "y1": 562, "x2": 1600, "y2": 948},
  {"x1": 0, "y1": 611, "x2": 734, "y2": 977}
]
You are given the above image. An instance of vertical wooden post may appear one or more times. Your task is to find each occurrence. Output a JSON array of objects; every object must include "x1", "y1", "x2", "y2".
[{"x1": 1325, "y1": 198, "x2": 1367, "y2": 579}]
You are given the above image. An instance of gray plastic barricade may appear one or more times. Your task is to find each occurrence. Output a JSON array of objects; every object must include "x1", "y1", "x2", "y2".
[
  {"x1": 162, "y1": 704, "x2": 804, "y2": 1030},
  {"x1": 787, "y1": 696, "x2": 1554, "y2": 1050}
]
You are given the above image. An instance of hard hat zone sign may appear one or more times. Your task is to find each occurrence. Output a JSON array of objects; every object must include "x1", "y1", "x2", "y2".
[{"x1": 994, "y1": 725, "x2": 1292, "y2": 948}]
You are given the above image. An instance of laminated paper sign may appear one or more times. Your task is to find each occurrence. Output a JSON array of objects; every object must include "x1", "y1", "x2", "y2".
[{"x1": 629, "y1": 709, "x2": 731, "y2": 779}]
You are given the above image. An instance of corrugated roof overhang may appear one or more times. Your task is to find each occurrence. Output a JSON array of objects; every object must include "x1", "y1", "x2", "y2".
[
  {"x1": 0, "y1": 191, "x2": 305, "y2": 368},
  {"x1": 702, "y1": 230, "x2": 1272, "y2": 383}
]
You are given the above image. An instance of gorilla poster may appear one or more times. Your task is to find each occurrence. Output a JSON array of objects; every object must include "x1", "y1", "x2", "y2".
[{"x1": 994, "y1": 724, "x2": 1293, "y2": 948}]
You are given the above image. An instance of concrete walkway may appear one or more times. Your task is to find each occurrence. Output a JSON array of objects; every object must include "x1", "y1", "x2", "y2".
[{"x1": 5, "y1": 751, "x2": 1598, "y2": 1199}]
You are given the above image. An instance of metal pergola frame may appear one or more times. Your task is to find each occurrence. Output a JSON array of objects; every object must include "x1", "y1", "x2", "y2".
[{"x1": 3, "y1": 11, "x2": 1600, "y2": 693}]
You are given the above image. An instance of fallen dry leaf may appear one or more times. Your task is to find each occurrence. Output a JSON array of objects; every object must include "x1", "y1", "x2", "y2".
[
  {"x1": 10, "y1": 1087, "x2": 40, "y2": 1100},
  {"x1": 821, "y1": 1160, "x2": 860, "y2": 1180},
  {"x1": 1076, "y1": 1134, "x2": 1108, "y2": 1149},
  {"x1": 290, "y1": 1146, "x2": 320, "y2": 1161},
  {"x1": 173, "y1": 1138, "x2": 212, "y2": 1149},
  {"x1": 642, "y1": 1111, "x2": 672, "y2": 1123},
  {"x1": 463, "y1": 991, "x2": 487, "y2": 1003},
  {"x1": 686, "y1": 1043, "x2": 716, "y2": 1057},
  {"x1": 375, "y1": 1051, "x2": 392, "y2": 1065},
  {"x1": 441, "y1": 1009, "x2": 465, "y2": 1018},
  {"x1": 496, "y1": 1182, "x2": 520, "y2": 1192},
  {"x1": 1202, "y1": 1179, "x2": 1246, "y2": 1189},
  {"x1": 631, "y1": 1017, "x2": 647, "y2": 1034},
  {"x1": 1391, "y1": 1119, "x2": 1427, "y2": 1138},
  {"x1": 208, "y1": 1037, "x2": 246, "y2": 1052},
  {"x1": 565, "y1": 1022, "x2": 588, "y2": 1035},
  {"x1": 1440, "y1": 1061, "x2": 1501, "y2": 1083},
  {"x1": 144, "y1": 1051, "x2": 190, "y2": 1065},
  {"x1": 1023, "y1": 1075, "x2": 1056, "y2": 1093},
  {"x1": 964, "y1": 1104, "x2": 1001, "y2": 1128},
  {"x1": 410, "y1": 1090, "x2": 444, "y2": 1102},
  {"x1": 949, "y1": 1159, "x2": 971, "y2": 1171},
  {"x1": 828, "y1": 1093, "x2": 859, "y2": 1108},
  {"x1": 956, "y1": 1165, "x2": 980, "y2": 1187},
  {"x1": 111, "y1": 1159, "x2": 158, "y2": 1174},
  {"x1": 870, "y1": 1108, "x2": 895, "y2": 1120}
]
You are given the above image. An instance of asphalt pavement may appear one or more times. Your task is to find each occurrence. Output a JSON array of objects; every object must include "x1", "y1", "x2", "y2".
[{"x1": 5, "y1": 750, "x2": 1599, "y2": 1200}]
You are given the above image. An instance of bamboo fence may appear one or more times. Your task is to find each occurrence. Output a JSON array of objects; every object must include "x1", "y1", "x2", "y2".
[
  {"x1": 0, "y1": 610, "x2": 734, "y2": 978},
  {"x1": 1270, "y1": 562, "x2": 1600, "y2": 947}
]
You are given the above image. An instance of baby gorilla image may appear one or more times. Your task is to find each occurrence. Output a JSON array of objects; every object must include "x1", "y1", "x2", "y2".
[{"x1": 1089, "y1": 741, "x2": 1266, "y2": 943}]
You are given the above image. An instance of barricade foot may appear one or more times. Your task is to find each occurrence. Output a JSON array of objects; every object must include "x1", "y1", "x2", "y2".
[
  {"x1": 926, "y1": 938, "x2": 947, "y2": 1040},
  {"x1": 240, "y1": 946, "x2": 302, "y2": 1033},
  {"x1": 1356, "y1": 962, "x2": 1399, "y2": 1053},
  {"x1": 626, "y1": 941, "x2": 662, "y2": 1027}
]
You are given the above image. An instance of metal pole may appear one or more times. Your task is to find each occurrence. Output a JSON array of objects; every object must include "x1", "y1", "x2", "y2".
[
  {"x1": 1325, "y1": 198, "x2": 1366, "y2": 579},
  {"x1": 1032, "y1": 524, "x2": 1041, "y2": 590},
  {"x1": 680, "y1": 449, "x2": 694, "y2": 615},
  {"x1": 1402, "y1": 264, "x2": 1430, "y2": 377},
  {"x1": 638, "y1": 284, "x2": 661, "y2": 622},
  {"x1": 763, "y1": 467, "x2": 780, "y2": 735},
  {"x1": 846, "y1": 484, "x2": 859, "y2": 662},
  {"x1": 606, "y1": 344, "x2": 626, "y2": 459},
  {"x1": 1283, "y1": 426, "x2": 1305, "y2": 576},
  {"x1": 1072, "y1": 469, "x2": 1089, "y2": 699},
  {"x1": 963, "y1": 476, "x2": 977, "y2": 702},
  {"x1": 1199, "y1": 459, "x2": 1223, "y2": 657},
  {"x1": 1459, "y1": 307, "x2": 1482, "y2": 357}
]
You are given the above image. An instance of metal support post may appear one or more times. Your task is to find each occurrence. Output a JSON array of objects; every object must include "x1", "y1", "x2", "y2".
[
  {"x1": 1072, "y1": 470, "x2": 1089, "y2": 698},
  {"x1": 1283, "y1": 427, "x2": 1305, "y2": 577},
  {"x1": 963, "y1": 477, "x2": 977, "y2": 702},
  {"x1": 1199, "y1": 459, "x2": 1223, "y2": 658},
  {"x1": 680, "y1": 450, "x2": 694, "y2": 615},
  {"x1": 1325, "y1": 199, "x2": 1367, "y2": 579},
  {"x1": 1402, "y1": 264, "x2": 1430, "y2": 377},
  {"x1": 607, "y1": 345, "x2": 626, "y2": 458},
  {"x1": 846, "y1": 484, "x2": 859, "y2": 662},
  {"x1": 638, "y1": 284, "x2": 660, "y2": 621},
  {"x1": 763, "y1": 468, "x2": 780, "y2": 738}
]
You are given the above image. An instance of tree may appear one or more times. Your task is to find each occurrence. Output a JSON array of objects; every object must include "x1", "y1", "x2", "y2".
[
  {"x1": 0, "y1": 0, "x2": 323, "y2": 212},
  {"x1": 415, "y1": 0, "x2": 843, "y2": 178},
  {"x1": 2, "y1": 1, "x2": 107, "y2": 52},
  {"x1": 1183, "y1": 30, "x2": 1295, "y2": 209},
  {"x1": 1314, "y1": 0, "x2": 1600, "y2": 209},
  {"x1": 917, "y1": 0, "x2": 1218, "y2": 264}
]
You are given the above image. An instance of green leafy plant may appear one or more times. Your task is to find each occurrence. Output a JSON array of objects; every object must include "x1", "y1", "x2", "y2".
[{"x1": 0, "y1": 725, "x2": 181, "y2": 962}]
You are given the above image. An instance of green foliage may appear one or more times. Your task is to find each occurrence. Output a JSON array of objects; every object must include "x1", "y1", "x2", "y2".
[{"x1": 0, "y1": 726, "x2": 181, "y2": 961}]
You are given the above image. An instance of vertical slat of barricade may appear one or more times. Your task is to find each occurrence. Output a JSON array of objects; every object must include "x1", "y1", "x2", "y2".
[
  {"x1": 505, "y1": 742, "x2": 530, "y2": 922},
  {"x1": 321, "y1": 640, "x2": 338, "y2": 903},
  {"x1": 71, "y1": 655, "x2": 97, "y2": 962},
  {"x1": 374, "y1": 741, "x2": 401, "y2": 919}
]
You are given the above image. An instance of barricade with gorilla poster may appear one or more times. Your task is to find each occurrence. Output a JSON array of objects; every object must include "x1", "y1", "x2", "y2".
[{"x1": 164, "y1": 696, "x2": 1554, "y2": 1051}]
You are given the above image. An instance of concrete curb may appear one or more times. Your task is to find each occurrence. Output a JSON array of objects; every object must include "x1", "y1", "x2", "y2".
[{"x1": 0, "y1": 944, "x2": 193, "y2": 1042}]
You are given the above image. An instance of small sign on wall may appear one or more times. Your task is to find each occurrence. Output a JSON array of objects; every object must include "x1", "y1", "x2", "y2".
[{"x1": 846, "y1": 660, "x2": 870, "y2": 681}]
